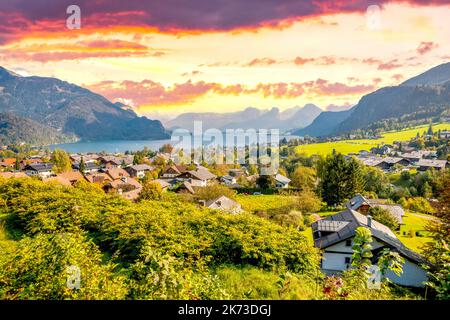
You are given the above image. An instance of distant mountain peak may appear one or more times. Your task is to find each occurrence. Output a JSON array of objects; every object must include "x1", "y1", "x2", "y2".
[{"x1": 0, "y1": 66, "x2": 21, "y2": 80}]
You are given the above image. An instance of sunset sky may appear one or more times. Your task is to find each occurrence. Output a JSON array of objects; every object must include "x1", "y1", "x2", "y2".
[{"x1": 1, "y1": 0, "x2": 450, "y2": 122}]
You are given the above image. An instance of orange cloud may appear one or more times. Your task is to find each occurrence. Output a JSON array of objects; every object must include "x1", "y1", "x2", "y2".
[{"x1": 416, "y1": 41, "x2": 439, "y2": 55}]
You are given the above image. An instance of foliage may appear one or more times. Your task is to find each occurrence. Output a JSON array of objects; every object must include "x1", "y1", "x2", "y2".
[
  {"x1": 256, "y1": 175, "x2": 276, "y2": 189},
  {"x1": 368, "y1": 207, "x2": 399, "y2": 230},
  {"x1": 139, "y1": 180, "x2": 163, "y2": 201},
  {"x1": 290, "y1": 166, "x2": 317, "y2": 191},
  {"x1": 195, "y1": 184, "x2": 237, "y2": 201},
  {"x1": 317, "y1": 153, "x2": 365, "y2": 206},
  {"x1": 51, "y1": 149, "x2": 72, "y2": 173},
  {"x1": 0, "y1": 232, "x2": 127, "y2": 299}
]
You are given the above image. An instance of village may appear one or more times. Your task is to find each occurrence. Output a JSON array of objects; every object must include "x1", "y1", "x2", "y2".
[{"x1": 0, "y1": 128, "x2": 448, "y2": 290}]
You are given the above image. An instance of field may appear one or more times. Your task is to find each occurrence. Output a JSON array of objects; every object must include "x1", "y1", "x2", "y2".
[
  {"x1": 295, "y1": 123, "x2": 450, "y2": 156},
  {"x1": 236, "y1": 194, "x2": 299, "y2": 213}
]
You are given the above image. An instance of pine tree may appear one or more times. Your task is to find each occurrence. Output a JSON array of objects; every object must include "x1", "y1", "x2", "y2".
[{"x1": 79, "y1": 156, "x2": 86, "y2": 174}]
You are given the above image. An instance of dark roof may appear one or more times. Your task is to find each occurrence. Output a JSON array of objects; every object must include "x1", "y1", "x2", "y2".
[
  {"x1": 311, "y1": 208, "x2": 428, "y2": 265},
  {"x1": 25, "y1": 163, "x2": 53, "y2": 172}
]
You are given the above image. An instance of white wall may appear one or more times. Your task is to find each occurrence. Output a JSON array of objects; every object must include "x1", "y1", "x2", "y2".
[
  {"x1": 321, "y1": 238, "x2": 428, "y2": 287},
  {"x1": 385, "y1": 259, "x2": 428, "y2": 287}
]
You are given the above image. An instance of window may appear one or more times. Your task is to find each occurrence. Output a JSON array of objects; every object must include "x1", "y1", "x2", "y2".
[
  {"x1": 345, "y1": 239, "x2": 352, "y2": 247},
  {"x1": 345, "y1": 257, "x2": 351, "y2": 264}
]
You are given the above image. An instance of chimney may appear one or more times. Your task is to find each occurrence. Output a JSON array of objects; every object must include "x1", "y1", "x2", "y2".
[
  {"x1": 367, "y1": 215, "x2": 372, "y2": 228},
  {"x1": 121, "y1": 177, "x2": 127, "y2": 183}
]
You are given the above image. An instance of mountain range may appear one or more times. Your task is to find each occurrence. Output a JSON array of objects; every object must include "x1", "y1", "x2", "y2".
[
  {"x1": 0, "y1": 66, "x2": 169, "y2": 145},
  {"x1": 165, "y1": 104, "x2": 322, "y2": 132},
  {"x1": 294, "y1": 62, "x2": 450, "y2": 137}
]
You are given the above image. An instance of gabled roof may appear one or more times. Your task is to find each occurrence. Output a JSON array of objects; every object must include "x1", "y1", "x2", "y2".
[
  {"x1": 106, "y1": 168, "x2": 130, "y2": 180},
  {"x1": 312, "y1": 208, "x2": 427, "y2": 265},
  {"x1": 179, "y1": 181, "x2": 195, "y2": 194},
  {"x1": 416, "y1": 159, "x2": 447, "y2": 169},
  {"x1": 129, "y1": 164, "x2": 154, "y2": 171},
  {"x1": 274, "y1": 173, "x2": 291, "y2": 184},
  {"x1": 348, "y1": 194, "x2": 405, "y2": 223},
  {"x1": 0, "y1": 172, "x2": 28, "y2": 178},
  {"x1": 206, "y1": 195, "x2": 242, "y2": 213},
  {"x1": 58, "y1": 171, "x2": 84, "y2": 183},
  {"x1": 25, "y1": 163, "x2": 53, "y2": 172},
  {"x1": 184, "y1": 168, "x2": 216, "y2": 181}
]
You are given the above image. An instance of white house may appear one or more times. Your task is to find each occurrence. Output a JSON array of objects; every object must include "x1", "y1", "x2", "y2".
[
  {"x1": 24, "y1": 163, "x2": 54, "y2": 178},
  {"x1": 274, "y1": 173, "x2": 291, "y2": 189},
  {"x1": 311, "y1": 208, "x2": 429, "y2": 287},
  {"x1": 205, "y1": 195, "x2": 243, "y2": 214}
]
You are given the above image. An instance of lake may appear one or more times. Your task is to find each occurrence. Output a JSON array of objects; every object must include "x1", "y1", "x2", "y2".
[{"x1": 48, "y1": 134, "x2": 299, "y2": 154}]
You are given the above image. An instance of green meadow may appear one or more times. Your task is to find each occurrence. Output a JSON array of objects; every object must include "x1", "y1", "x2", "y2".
[{"x1": 295, "y1": 123, "x2": 450, "y2": 156}]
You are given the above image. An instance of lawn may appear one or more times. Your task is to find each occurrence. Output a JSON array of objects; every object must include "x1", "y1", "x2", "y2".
[
  {"x1": 396, "y1": 211, "x2": 435, "y2": 253},
  {"x1": 295, "y1": 123, "x2": 450, "y2": 156}
]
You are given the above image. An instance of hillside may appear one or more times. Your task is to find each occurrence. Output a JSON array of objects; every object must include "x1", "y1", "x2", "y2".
[
  {"x1": 0, "y1": 67, "x2": 169, "y2": 144},
  {"x1": 293, "y1": 108, "x2": 354, "y2": 137},
  {"x1": 294, "y1": 62, "x2": 450, "y2": 137},
  {"x1": 0, "y1": 112, "x2": 75, "y2": 145}
]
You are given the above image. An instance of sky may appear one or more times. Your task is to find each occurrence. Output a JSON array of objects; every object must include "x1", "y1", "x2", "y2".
[{"x1": 1, "y1": 0, "x2": 450, "y2": 122}]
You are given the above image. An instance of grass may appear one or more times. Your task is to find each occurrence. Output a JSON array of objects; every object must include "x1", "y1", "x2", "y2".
[
  {"x1": 295, "y1": 123, "x2": 450, "y2": 156},
  {"x1": 396, "y1": 211, "x2": 435, "y2": 253},
  {"x1": 236, "y1": 194, "x2": 299, "y2": 213}
]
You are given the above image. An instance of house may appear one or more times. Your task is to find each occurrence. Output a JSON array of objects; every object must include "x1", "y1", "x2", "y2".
[
  {"x1": 57, "y1": 171, "x2": 85, "y2": 185},
  {"x1": 153, "y1": 179, "x2": 171, "y2": 191},
  {"x1": 84, "y1": 173, "x2": 113, "y2": 184},
  {"x1": 160, "y1": 165, "x2": 187, "y2": 179},
  {"x1": 358, "y1": 157, "x2": 383, "y2": 167},
  {"x1": 347, "y1": 194, "x2": 405, "y2": 224},
  {"x1": 106, "y1": 167, "x2": 130, "y2": 180},
  {"x1": 0, "y1": 172, "x2": 28, "y2": 179},
  {"x1": 178, "y1": 167, "x2": 217, "y2": 187},
  {"x1": 370, "y1": 145, "x2": 393, "y2": 155},
  {"x1": 220, "y1": 175, "x2": 237, "y2": 186},
  {"x1": 177, "y1": 181, "x2": 196, "y2": 194},
  {"x1": 274, "y1": 173, "x2": 291, "y2": 189},
  {"x1": 43, "y1": 175, "x2": 72, "y2": 186},
  {"x1": 98, "y1": 156, "x2": 133, "y2": 169},
  {"x1": 228, "y1": 168, "x2": 246, "y2": 178},
  {"x1": 416, "y1": 159, "x2": 448, "y2": 171},
  {"x1": 439, "y1": 130, "x2": 450, "y2": 139},
  {"x1": 205, "y1": 196, "x2": 243, "y2": 214},
  {"x1": 376, "y1": 157, "x2": 410, "y2": 171},
  {"x1": 0, "y1": 158, "x2": 16, "y2": 167},
  {"x1": 72, "y1": 162, "x2": 100, "y2": 174},
  {"x1": 125, "y1": 164, "x2": 155, "y2": 178},
  {"x1": 311, "y1": 208, "x2": 429, "y2": 287},
  {"x1": 24, "y1": 163, "x2": 54, "y2": 178},
  {"x1": 106, "y1": 176, "x2": 143, "y2": 201}
]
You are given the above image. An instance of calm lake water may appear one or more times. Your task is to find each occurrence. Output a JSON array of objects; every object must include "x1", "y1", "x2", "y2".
[{"x1": 49, "y1": 134, "x2": 298, "y2": 154}]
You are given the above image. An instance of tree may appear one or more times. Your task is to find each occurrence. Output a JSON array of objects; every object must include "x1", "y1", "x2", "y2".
[
  {"x1": 139, "y1": 181, "x2": 163, "y2": 201},
  {"x1": 423, "y1": 172, "x2": 450, "y2": 299},
  {"x1": 363, "y1": 166, "x2": 389, "y2": 198},
  {"x1": 51, "y1": 149, "x2": 72, "y2": 173},
  {"x1": 296, "y1": 190, "x2": 322, "y2": 214},
  {"x1": 159, "y1": 143, "x2": 174, "y2": 154},
  {"x1": 78, "y1": 156, "x2": 86, "y2": 174},
  {"x1": 290, "y1": 166, "x2": 316, "y2": 191},
  {"x1": 195, "y1": 184, "x2": 236, "y2": 201},
  {"x1": 317, "y1": 154, "x2": 365, "y2": 206},
  {"x1": 367, "y1": 207, "x2": 399, "y2": 230},
  {"x1": 256, "y1": 175, "x2": 276, "y2": 189}
]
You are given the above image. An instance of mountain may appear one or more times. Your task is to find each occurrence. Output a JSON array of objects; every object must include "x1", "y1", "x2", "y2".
[
  {"x1": 0, "y1": 112, "x2": 75, "y2": 145},
  {"x1": 0, "y1": 67, "x2": 169, "y2": 144},
  {"x1": 166, "y1": 104, "x2": 322, "y2": 132},
  {"x1": 296, "y1": 62, "x2": 450, "y2": 137},
  {"x1": 401, "y1": 62, "x2": 450, "y2": 87},
  {"x1": 293, "y1": 108, "x2": 354, "y2": 137}
]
